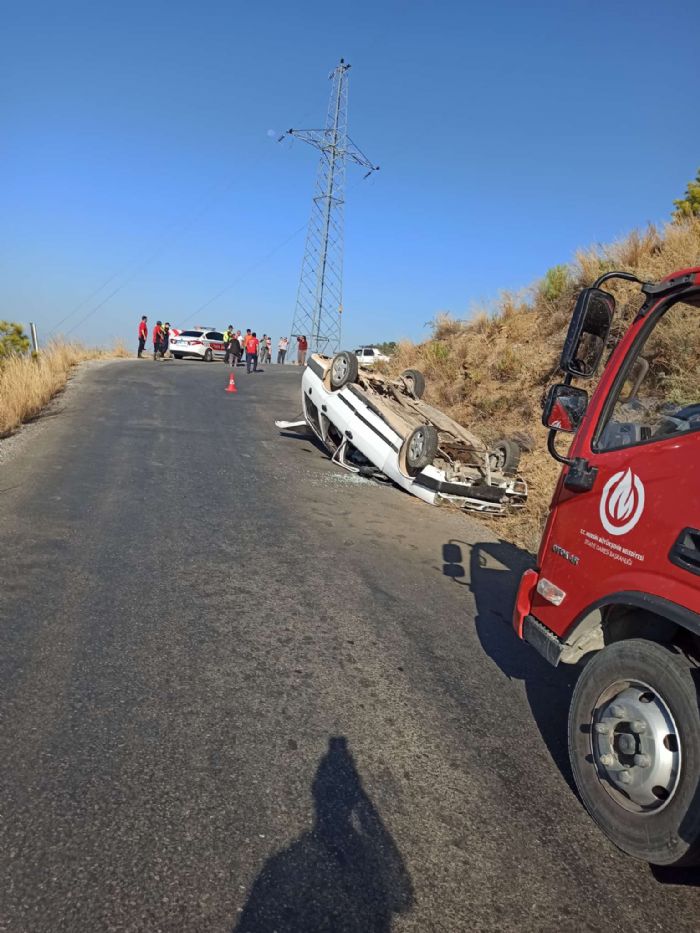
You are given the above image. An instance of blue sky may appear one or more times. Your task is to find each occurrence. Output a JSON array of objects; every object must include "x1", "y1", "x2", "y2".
[{"x1": 1, "y1": 0, "x2": 698, "y2": 348}]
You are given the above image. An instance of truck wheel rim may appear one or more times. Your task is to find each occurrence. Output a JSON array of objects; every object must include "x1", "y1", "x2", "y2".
[
  {"x1": 591, "y1": 679, "x2": 681, "y2": 813},
  {"x1": 408, "y1": 431, "x2": 424, "y2": 461},
  {"x1": 332, "y1": 357, "x2": 347, "y2": 383}
]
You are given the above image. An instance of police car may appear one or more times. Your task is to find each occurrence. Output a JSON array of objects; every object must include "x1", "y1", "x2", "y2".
[{"x1": 169, "y1": 328, "x2": 227, "y2": 361}]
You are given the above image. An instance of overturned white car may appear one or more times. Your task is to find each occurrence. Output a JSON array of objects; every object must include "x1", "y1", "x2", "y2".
[{"x1": 276, "y1": 351, "x2": 528, "y2": 514}]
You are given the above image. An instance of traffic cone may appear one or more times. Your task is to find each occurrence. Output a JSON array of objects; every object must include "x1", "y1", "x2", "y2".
[{"x1": 226, "y1": 372, "x2": 237, "y2": 394}]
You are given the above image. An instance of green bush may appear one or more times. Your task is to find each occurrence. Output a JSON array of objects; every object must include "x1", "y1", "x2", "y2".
[
  {"x1": 673, "y1": 168, "x2": 700, "y2": 220},
  {"x1": 0, "y1": 321, "x2": 30, "y2": 358},
  {"x1": 540, "y1": 264, "x2": 570, "y2": 302}
]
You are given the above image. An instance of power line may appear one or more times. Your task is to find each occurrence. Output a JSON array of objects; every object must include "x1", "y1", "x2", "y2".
[
  {"x1": 182, "y1": 222, "x2": 308, "y2": 323},
  {"x1": 59, "y1": 176, "x2": 241, "y2": 338}
]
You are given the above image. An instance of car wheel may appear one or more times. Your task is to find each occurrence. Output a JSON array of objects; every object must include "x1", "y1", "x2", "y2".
[
  {"x1": 401, "y1": 368, "x2": 426, "y2": 399},
  {"x1": 569, "y1": 638, "x2": 700, "y2": 866},
  {"x1": 173, "y1": 353, "x2": 183, "y2": 360},
  {"x1": 330, "y1": 351, "x2": 359, "y2": 389},
  {"x1": 204, "y1": 349, "x2": 213, "y2": 362},
  {"x1": 488, "y1": 438, "x2": 521, "y2": 475},
  {"x1": 404, "y1": 424, "x2": 438, "y2": 474}
]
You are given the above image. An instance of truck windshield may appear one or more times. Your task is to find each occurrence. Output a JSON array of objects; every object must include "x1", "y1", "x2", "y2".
[{"x1": 596, "y1": 300, "x2": 700, "y2": 451}]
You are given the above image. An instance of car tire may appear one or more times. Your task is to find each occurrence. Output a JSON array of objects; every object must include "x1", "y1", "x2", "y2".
[
  {"x1": 488, "y1": 438, "x2": 521, "y2": 475},
  {"x1": 404, "y1": 424, "x2": 438, "y2": 474},
  {"x1": 173, "y1": 353, "x2": 183, "y2": 360},
  {"x1": 204, "y1": 349, "x2": 213, "y2": 362},
  {"x1": 569, "y1": 638, "x2": 700, "y2": 866},
  {"x1": 401, "y1": 368, "x2": 426, "y2": 399},
  {"x1": 330, "y1": 351, "x2": 359, "y2": 389}
]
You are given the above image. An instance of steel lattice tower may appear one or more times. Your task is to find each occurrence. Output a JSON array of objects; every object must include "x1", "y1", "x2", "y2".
[{"x1": 282, "y1": 59, "x2": 378, "y2": 357}]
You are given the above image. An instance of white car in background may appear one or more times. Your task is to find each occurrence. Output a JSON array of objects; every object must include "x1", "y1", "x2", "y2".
[
  {"x1": 169, "y1": 329, "x2": 227, "y2": 361},
  {"x1": 354, "y1": 346, "x2": 390, "y2": 366}
]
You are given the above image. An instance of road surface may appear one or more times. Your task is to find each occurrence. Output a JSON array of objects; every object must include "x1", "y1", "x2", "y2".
[{"x1": 1, "y1": 360, "x2": 698, "y2": 932}]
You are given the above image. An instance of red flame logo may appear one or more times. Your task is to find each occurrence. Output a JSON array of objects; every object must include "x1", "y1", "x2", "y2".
[{"x1": 600, "y1": 469, "x2": 645, "y2": 535}]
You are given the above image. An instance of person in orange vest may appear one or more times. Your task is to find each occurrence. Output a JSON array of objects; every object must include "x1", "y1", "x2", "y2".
[
  {"x1": 153, "y1": 321, "x2": 163, "y2": 360},
  {"x1": 245, "y1": 331, "x2": 259, "y2": 374},
  {"x1": 137, "y1": 316, "x2": 148, "y2": 358}
]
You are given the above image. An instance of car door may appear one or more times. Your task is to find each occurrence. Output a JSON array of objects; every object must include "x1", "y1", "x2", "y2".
[
  {"x1": 533, "y1": 296, "x2": 700, "y2": 636},
  {"x1": 206, "y1": 331, "x2": 226, "y2": 358}
]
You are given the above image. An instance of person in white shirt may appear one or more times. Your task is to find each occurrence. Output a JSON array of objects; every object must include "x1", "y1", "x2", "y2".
[{"x1": 277, "y1": 336, "x2": 289, "y2": 364}]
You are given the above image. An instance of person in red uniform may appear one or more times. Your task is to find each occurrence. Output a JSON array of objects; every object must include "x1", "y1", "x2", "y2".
[
  {"x1": 245, "y1": 331, "x2": 259, "y2": 373},
  {"x1": 297, "y1": 334, "x2": 308, "y2": 366},
  {"x1": 137, "y1": 316, "x2": 148, "y2": 358},
  {"x1": 153, "y1": 321, "x2": 163, "y2": 360}
]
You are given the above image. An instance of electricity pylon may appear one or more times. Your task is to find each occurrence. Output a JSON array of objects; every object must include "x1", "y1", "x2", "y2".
[{"x1": 282, "y1": 59, "x2": 379, "y2": 357}]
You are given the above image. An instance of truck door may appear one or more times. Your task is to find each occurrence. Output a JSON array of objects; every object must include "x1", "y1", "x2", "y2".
[{"x1": 534, "y1": 297, "x2": 700, "y2": 636}]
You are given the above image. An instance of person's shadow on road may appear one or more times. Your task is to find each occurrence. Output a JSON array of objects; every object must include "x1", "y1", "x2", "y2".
[{"x1": 233, "y1": 736, "x2": 414, "y2": 932}]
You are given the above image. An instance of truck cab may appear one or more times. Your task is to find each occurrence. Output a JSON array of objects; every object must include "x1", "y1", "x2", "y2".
[{"x1": 513, "y1": 267, "x2": 700, "y2": 867}]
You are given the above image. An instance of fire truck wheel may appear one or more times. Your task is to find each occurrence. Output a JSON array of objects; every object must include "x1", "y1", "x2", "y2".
[
  {"x1": 405, "y1": 424, "x2": 438, "y2": 474},
  {"x1": 488, "y1": 438, "x2": 521, "y2": 476},
  {"x1": 330, "y1": 351, "x2": 359, "y2": 389},
  {"x1": 569, "y1": 638, "x2": 700, "y2": 866},
  {"x1": 401, "y1": 368, "x2": 426, "y2": 398}
]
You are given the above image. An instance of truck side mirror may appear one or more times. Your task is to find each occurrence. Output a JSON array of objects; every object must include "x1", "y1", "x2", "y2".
[
  {"x1": 542, "y1": 384, "x2": 589, "y2": 433},
  {"x1": 560, "y1": 287, "x2": 614, "y2": 379}
]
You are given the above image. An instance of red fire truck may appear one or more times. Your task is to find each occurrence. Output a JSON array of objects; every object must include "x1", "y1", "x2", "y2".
[{"x1": 513, "y1": 266, "x2": 700, "y2": 866}]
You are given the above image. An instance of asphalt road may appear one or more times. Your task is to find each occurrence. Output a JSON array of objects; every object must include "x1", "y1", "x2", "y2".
[{"x1": 1, "y1": 360, "x2": 699, "y2": 932}]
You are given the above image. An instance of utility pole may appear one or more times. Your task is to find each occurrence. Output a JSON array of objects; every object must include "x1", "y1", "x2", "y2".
[{"x1": 282, "y1": 59, "x2": 378, "y2": 358}]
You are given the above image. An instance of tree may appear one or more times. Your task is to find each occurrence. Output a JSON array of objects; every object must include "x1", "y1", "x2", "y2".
[
  {"x1": 0, "y1": 321, "x2": 30, "y2": 357},
  {"x1": 541, "y1": 264, "x2": 570, "y2": 302},
  {"x1": 673, "y1": 169, "x2": 700, "y2": 220}
]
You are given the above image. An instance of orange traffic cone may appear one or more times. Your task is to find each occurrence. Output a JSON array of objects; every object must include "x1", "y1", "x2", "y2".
[{"x1": 226, "y1": 372, "x2": 237, "y2": 394}]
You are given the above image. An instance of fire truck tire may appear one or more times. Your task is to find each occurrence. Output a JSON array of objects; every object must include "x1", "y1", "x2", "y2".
[
  {"x1": 488, "y1": 438, "x2": 521, "y2": 476},
  {"x1": 401, "y1": 369, "x2": 426, "y2": 398},
  {"x1": 330, "y1": 351, "x2": 359, "y2": 389},
  {"x1": 569, "y1": 639, "x2": 700, "y2": 866},
  {"x1": 405, "y1": 424, "x2": 438, "y2": 474}
]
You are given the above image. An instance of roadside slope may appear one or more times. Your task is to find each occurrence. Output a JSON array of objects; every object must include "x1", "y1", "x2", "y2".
[{"x1": 389, "y1": 219, "x2": 700, "y2": 549}]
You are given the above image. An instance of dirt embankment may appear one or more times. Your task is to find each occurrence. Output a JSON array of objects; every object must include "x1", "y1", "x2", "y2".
[{"x1": 387, "y1": 219, "x2": 700, "y2": 551}]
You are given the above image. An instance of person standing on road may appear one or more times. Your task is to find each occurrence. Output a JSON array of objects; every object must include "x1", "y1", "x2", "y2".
[
  {"x1": 153, "y1": 321, "x2": 163, "y2": 360},
  {"x1": 277, "y1": 336, "x2": 288, "y2": 364},
  {"x1": 231, "y1": 330, "x2": 243, "y2": 367},
  {"x1": 297, "y1": 335, "x2": 308, "y2": 366},
  {"x1": 245, "y1": 331, "x2": 259, "y2": 373},
  {"x1": 161, "y1": 322, "x2": 171, "y2": 359},
  {"x1": 265, "y1": 334, "x2": 272, "y2": 364},
  {"x1": 228, "y1": 331, "x2": 241, "y2": 367},
  {"x1": 223, "y1": 325, "x2": 234, "y2": 365},
  {"x1": 137, "y1": 316, "x2": 148, "y2": 358}
]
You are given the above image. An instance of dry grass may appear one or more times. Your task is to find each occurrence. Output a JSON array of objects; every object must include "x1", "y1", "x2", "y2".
[
  {"x1": 0, "y1": 341, "x2": 130, "y2": 438},
  {"x1": 388, "y1": 219, "x2": 700, "y2": 551}
]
